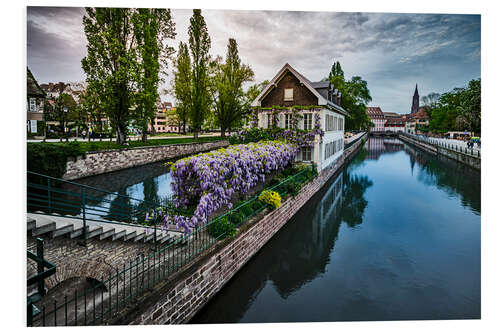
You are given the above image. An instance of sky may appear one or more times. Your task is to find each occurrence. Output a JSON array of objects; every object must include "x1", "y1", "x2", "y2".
[{"x1": 27, "y1": 6, "x2": 481, "y2": 114}]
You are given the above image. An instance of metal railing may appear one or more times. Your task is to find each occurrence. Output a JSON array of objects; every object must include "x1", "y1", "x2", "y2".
[
  {"x1": 27, "y1": 165, "x2": 315, "y2": 326},
  {"x1": 27, "y1": 171, "x2": 168, "y2": 247},
  {"x1": 401, "y1": 133, "x2": 481, "y2": 158}
]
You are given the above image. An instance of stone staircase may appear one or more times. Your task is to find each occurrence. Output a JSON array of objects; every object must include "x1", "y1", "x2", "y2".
[{"x1": 27, "y1": 213, "x2": 184, "y2": 245}]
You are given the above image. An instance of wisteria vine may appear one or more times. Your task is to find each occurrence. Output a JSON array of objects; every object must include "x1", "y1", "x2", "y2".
[{"x1": 168, "y1": 141, "x2": 298, "y2": 234}]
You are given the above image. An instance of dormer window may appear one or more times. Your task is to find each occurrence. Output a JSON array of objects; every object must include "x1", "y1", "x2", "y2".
[{"x1": 284, "y1": 88, "x2": 293, "y2": 101}]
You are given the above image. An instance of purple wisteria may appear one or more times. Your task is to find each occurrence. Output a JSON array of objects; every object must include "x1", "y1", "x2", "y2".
[{"x1": 169, "y1": 141, "x2": 298, "y2": 234}]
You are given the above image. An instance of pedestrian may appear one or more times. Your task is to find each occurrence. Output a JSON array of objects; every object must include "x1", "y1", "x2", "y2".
[{"x1": 82, "y1": 129, "x2": 86, "y2": 140}]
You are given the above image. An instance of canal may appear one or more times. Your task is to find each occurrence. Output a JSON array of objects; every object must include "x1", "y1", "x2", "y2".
[{"x1": 189, "y1": 137, "x2": 481, "y2": 323}]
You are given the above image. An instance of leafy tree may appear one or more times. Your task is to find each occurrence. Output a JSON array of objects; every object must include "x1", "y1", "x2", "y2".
[
  {"x1": 49, "y1": 93, "x2": 77, "y2": 134},
  {"x1": 81, "y1": 8, "x2": 137, "y2": 145},
  {"x1": 132, "y1": 8, "x2": 176, "y2": 142},
  {"x1": 172, "y1": 41, "x2": 192, "y2": 134},
  {"x1": 326, "y1": 61, "x2": 372, "y2": 130},
  {"x1": 456, "y1": 78, "x2": 481, "y2": 133},
  {"x1": 211, "y1": 38, "x2": 254, "y2": 137},
  {"x1": 421, "y1": 92, "x2": 441, "y2": 108},
  {"x1": 188, "y1": 9, "x2": 211, "y2": 139},
  {"x1": 425, "y1": 78, "x2": 480, "y2": 134},
  {"x1": 246, "y1": 80, "x2": 270, "y2": 102},
  {"x1": 242, "y1": 80, "x2": 270, "y2": 125}
]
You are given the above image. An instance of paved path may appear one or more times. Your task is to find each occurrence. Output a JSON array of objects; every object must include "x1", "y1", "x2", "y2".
[{"x1": 27, "y1": 132, "x2": 221, "y2": 143}]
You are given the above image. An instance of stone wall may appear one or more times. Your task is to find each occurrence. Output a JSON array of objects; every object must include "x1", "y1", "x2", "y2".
[
  {"x1": 63, "y1": 140, "x2": 229, "y2": 180},
  {"x1": 398, "y1": 134, "x2": 480, "y2": 170},
  {"x1": 123, "y1": 135, "x2": 365, "y2": 325}
]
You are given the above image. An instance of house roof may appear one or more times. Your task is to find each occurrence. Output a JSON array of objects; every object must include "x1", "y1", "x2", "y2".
[
  {"x1": 366, "y1": 106, "x2": 384, "y2": 118},
  {"x1": 251, "y1": 63, "x2": 347, "y2": 115},
  {"x1": 383, "y1": 112, "x2": 401, "y2": 118},
  {"x1": 27, "y1": 68, "x2": 46, "y2": 98},
  {"x1": 414, "y1": 107, "x2": 429, "y2": 119}
]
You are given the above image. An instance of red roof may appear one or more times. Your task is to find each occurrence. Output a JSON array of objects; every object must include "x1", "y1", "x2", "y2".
[{"x1": 366, "y1": 106, "x2": 384, "y2": 119}]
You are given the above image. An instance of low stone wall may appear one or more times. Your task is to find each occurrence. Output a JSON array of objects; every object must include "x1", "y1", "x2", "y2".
[
  {"x1": 120, "y1": 136, "x2": 365, "y2": 325},
  {"x1": 398, "y1": 134, "x2": 480, "y2": 170},
  {"x1": 63, "y1": 140, "x2": 230, "y2": 180}
]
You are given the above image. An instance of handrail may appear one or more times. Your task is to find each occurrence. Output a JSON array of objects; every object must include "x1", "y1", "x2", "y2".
[
  {"x1": 28, "y1": 171, "x2": 161, "y2": 207},
  {"x1": 27, "y1": 171, "x2": 167, "y2": 248}
]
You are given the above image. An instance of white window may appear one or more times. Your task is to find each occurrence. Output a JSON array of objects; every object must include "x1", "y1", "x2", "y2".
[
  {"x1": 284, "y1": 88, "x2": 293, "y2": 101},
  {"x1": 301, "y1": 147, "x2": 312, "y2": 161},
  {"x1": 303, "y1": 113, "x2": 313, "y2": 130},
  {"x1": 285, "y1": 114, "x2": 291, "y2": 129},
  {"x1": 29, "y1": 98, "x2": 36, "y2": 112}
]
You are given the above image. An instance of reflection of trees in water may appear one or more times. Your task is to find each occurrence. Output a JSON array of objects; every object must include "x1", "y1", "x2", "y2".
[
  {"x1": 341, "y1": 173, "x2": 374, "y2": 227},
  {"x1": 193, "y1": 160, "x2": 374, "y2": 323},
  {"x1": 404, "y1": 144, "x2": 480, "y2": 214}
]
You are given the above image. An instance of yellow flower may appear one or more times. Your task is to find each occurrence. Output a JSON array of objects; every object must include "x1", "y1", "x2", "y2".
[{"x1": 258, "y1": 190, "x2": 281, "y2": 209}]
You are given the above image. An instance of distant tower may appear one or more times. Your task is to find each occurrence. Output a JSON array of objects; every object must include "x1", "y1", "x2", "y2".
[{"x1": 411, "y1": 84, "x2": 419, "y2": 114}]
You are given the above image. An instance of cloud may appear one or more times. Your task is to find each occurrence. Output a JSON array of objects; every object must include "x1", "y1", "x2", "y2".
[{"x1": 27, "y1": 7, "x2": 480, "y2": 114}]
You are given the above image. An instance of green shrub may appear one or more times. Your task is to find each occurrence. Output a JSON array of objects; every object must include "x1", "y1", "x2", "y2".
[
  {"x1": 229, "y1": 211, "x2": 245, "y2": 225},
  {"x1": 207, "y1": 216, "x2": 237, "y2": 239},
  {"x1": 27, "y1": 141, "x2": 85, "y2": 179}
]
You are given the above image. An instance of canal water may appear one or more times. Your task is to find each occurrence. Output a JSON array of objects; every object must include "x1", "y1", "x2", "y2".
[{"x1": 189, "y1": 137, "x2": 481, "y2": 323}]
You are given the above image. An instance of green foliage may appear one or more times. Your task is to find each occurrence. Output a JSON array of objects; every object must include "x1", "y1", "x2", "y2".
[
  {"x1": 326, "y1": 61, "x2": 372, "y2": 131},
  {"x1": 82, "y1": 8, "x2": 137, "y2": 145},
  {"x1": 173, "y1": 41, "x2": 192, "y2": 134},
  {"x1": 132, "y1": 8, "x2": 176, "y2": 142},
  {"x1": 188, "y1": 9, "x2": 212, "y2": 137},
  {"x1": 211, "y1": 38, "x2": 254, "y2": 136},
  {"x1": 27, "y1": 141, "x2": 85, "y2": 178},
  {"x1": 426, "y1": 78, "x2": 481, "y2": 134},
  {"x1": 207, "y1": 216, "x2": 237, "y2": 238}
]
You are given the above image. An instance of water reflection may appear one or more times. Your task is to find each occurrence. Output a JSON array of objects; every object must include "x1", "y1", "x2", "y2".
[{"x1": 403, "y1": 143, "x2": 481, "y2": 214}]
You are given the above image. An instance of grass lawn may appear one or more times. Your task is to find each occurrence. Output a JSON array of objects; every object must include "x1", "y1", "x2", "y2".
[{"x1": 28, "y1": 136, "x2": 227, "y2": 154}]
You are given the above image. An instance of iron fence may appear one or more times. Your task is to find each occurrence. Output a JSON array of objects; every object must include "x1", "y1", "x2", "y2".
[{"x1": 27, "y1": 165, "x2": 314, "y2": 326}]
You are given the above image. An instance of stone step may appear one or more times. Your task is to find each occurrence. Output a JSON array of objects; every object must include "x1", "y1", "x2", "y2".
[
  {"x1": 31, "y1": 216, "x2": 56, "y2": 236},
  {"x1": 99, "y1": 225, "x2": 116, "y2": 240},
  {"x1": 27, "y1": 217, "x2": 36, "y2": 231},
  {"x1": 27, "y1": 213, "x2": 181, "y2": 247}
]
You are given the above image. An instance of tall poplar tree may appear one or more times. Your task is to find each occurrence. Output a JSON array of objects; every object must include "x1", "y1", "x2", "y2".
[
  {"x1": 212, "y1": 38, "x2": 254, "y2": 137},
  {"x1": 188, "y1": 9, "x2": 211, "y2": 139},
  {"x1": 132, "y1": 8, "x2": 176, "y2": 142},
  {"x1": 173, "y1": 41, "x2": 192, "y2": 134},
  {"x1": 81, "y1": 8, "x2": 137, "y2": 145}
]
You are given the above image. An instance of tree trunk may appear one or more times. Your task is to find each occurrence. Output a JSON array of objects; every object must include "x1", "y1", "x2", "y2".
[
  {"x1": 116, "y1": 126, "x2": 126, "y2": 145},
  {"x1": 141, "y1": 130, "x2": 148, "y2": 142},
  {"x1": 220, "y1": 127, "x2": 226, "y2": 137},
  {"x1": 193, "y1": 131, "x2": 199, "y2": 139}
]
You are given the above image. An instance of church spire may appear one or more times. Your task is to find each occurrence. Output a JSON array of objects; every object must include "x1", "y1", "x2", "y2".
[{"x1": 411, "y1": 83, "x2": 420, "y2": 114}]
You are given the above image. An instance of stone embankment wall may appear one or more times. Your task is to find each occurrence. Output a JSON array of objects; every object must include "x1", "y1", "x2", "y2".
[
  {"x1": 121, "y1": 134, "x2": 366, "y2": 325},
  {"x1": 63, "y1": 140, "x2": 230, "y2": 180},
  {"x1": 398, "y1": 134, "x2": 480, "y2": 170}
]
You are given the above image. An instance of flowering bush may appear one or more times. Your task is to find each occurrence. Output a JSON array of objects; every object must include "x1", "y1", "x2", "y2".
[
  {"x1": 258, "y1": 190, "x2": 281, "y2": 209},
  {"x1": 169, "y1": 141, "x2": 298, "y2": 234}
]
